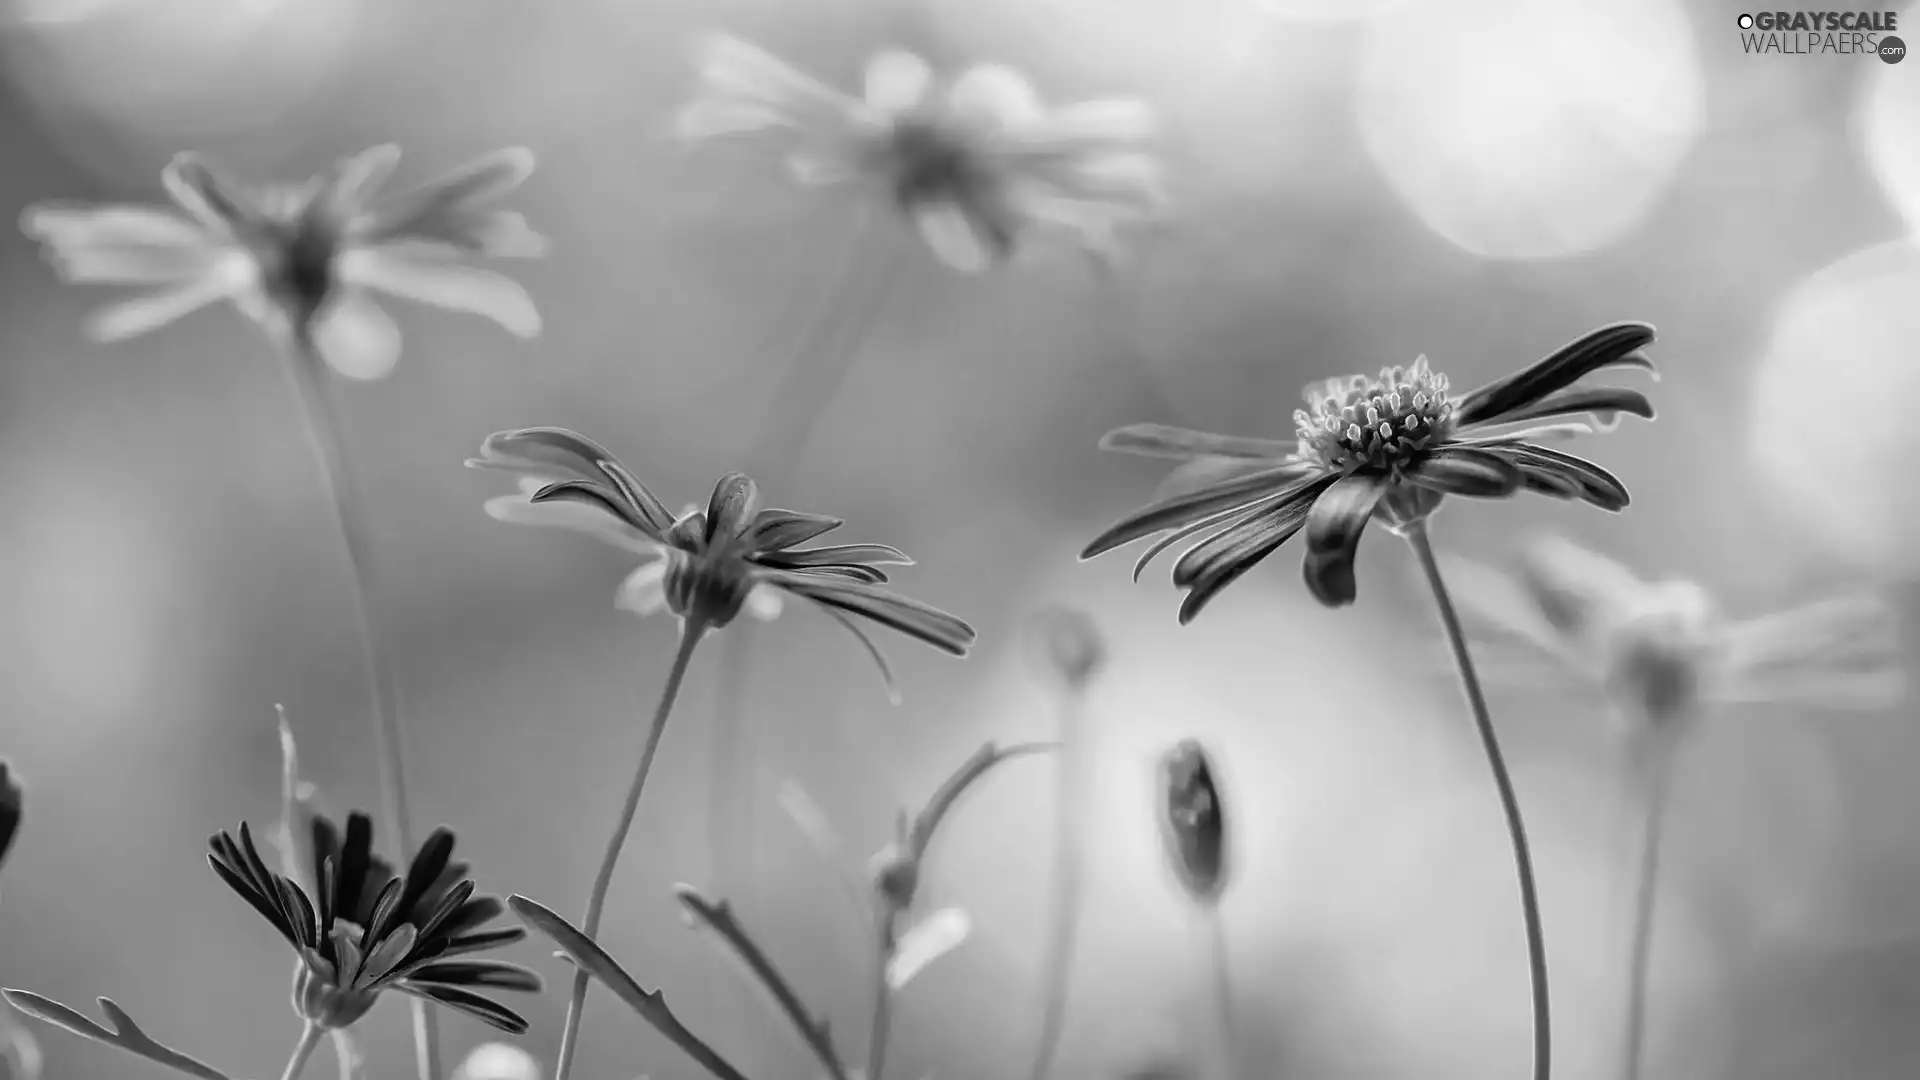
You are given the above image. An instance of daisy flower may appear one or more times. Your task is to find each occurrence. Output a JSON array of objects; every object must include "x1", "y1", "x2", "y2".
[
  {"x1": 1082, "y1": 322, "x2": 1658, "y2": 616},
  {"x1": 676, "y1": 35, "x2": 1164, "y2": 272},
  {"x1": 207, "y1": 813, "x2": 540, "y2": 1034},
  {"x1": 19, "y1": 144, "x2": 545, "y2": 380}
]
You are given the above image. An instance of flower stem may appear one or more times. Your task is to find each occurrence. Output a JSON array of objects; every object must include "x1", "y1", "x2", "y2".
[
  {"x1": 1201, "y1": 906, "x2": 1243, "y2": 1080},
  {"x1": 552, "y1": 617, "x2": 708, "y2": 1080},
  {"x1": 279, "y1": 1022, "x2": 324, "y2": 1080},
  {"x1": 281, "y1": 341, "x2": 438, "y2": 1080},
  {"x1": 329, "y1": 1029, "x2": 359, "y2": 1080},
  {"x1": 1404, "y1": 520, "x2": 1552, "y2": 1080},
  {"x1": 1619, "y1": 732, "x2": 1680, "y2": 1080},
  {"x1": 1025, "y1": 685, "x2": 1090, "y2": 1080},
  {"x1": 867, "y1": 914, "x2": 898, "y2": 1080}
]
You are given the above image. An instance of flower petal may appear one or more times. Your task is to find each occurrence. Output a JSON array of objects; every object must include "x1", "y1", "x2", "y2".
[
  {"x1": 864, "y1": 49, "x2": 933, "y2": 114},
  {"x1": 1025, "y1": 98, "x2": 1157, "y2": 146},
  {"x1": 161, "y1": 151, "x2": 260, "y2": 232},
  {"x1": 400, "y1": 960, "x2": 543, "y2": 992},
  {"x1": 1511, "y1": 535, "x2": 1647, "y2": 639},
  {"x1": 693, "y1": 35, "x2": 862, "y2": 118},
  {"x1": 83, "y1": 250, "x2": 255, "y2": 341},
  {"x1": 317, "y1": 144, "x2": 403, "y2": 220},
  {"x1": 887, "y1": 908, "x2": 971, "y2": 990},
  {"x1": 745, "y1": 509, "x2": 845, "y2": 551},
  {"x1": 1461, "y1": 386, "x2": 1654, "y2": 434},
  {"x1": 1300, "y1": 473, "x2": 1388, "y2": 608},
  {"x1": 1407, "y1": 446, "x2": 1525, "y2": 498},
  {"x1": 357, "y1": 148, "x2": 537, "y2": 243},
  {"x1": 1487, "y1": 444, "x2": 1632, "y2": 511},
  {"x1": 759, "y1": 543, "x2": 912, "y2": 568},
  {"x1": 615, "y1": 559, "x2": 670, "y2": 617},
  {"x1": 774, "y1": 575, "x2": 976, "y2": 657},
  {"x1": 309, "y1": 290, "x2": 403, "y2": 381},
  {"x1": 703, "y1": 473, "x2": 763, "y2": 548},
  {"x1": 337, "y1": 246, "x2": 541, "y2": 338},
  {"x1": 818, "y1": 605, "x2": 903, "y2": 702},
  {"x1": 397, "y1": 984, "x2": 528, "y2": 1035},
  {"x1": 945, "y1": 64, "x2": 1043, "y2": 131},
  {"x1": 1080, "y1": 466, "x2": 1334, "y2": 560},
  {"x1": 1098, "y1": 423, "x2": 1299, "y2": 461},
  {"x1": 1171, "y1": 498, "x2": 1313, "y2": 624},
  {"x1": 20, "y1": 203, "x2": 218, "y2": 283},
  {"x1": 481, "y1": 493, "x2": 659, "y2": 553},
  {"x1": 912, "y1": 199, "x2": 1000, "y2": 273},
  {"x1": 1717, "y1": 594, "x2": 1905, "y2": 709},
  {"x1": 1453, "y1": 322, "x2": 1657, "y2": 427},
  {"x1": 527, "y1": 479, "x2": 663, "y2": 541}
]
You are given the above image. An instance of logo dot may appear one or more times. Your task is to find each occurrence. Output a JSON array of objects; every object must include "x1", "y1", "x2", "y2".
[
  {"x1": 1881, "y1": 35, "x2": 1907, "y2": 63},
  {"x1": 1738, "y1": 13, "x2": 1754, "y2": 28}
]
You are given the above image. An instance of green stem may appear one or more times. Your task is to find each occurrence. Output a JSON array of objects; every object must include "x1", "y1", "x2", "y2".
[
  {"x1": 1202, "y1": 905, "x2": 1243, "y2": 1080},
  {"x1": 552, "y1": 617, "x2": 708, "y2": 1080},
  {"x1": 1405, "y1": 520, "x2": 1552, "y2": 1080},
  {"x1": 1619, "y1": 732, "x2": 1680, "y2": 1080},
  {"x1": 278, "y1": 1023, "x2": 324, "y2": 1080},
  {"x1": 329, "y1": 1029, "x2": 359, "y2": 1080},
  {"x1": 281, "y1": 340, "x2": 438, "y2": 1080},
  {"x1": 1025, "y1": 688, "x2": 1089, "y2": 1080},
  {"x1": 867, "y1": 913, "x2": 898, "y2": 1080}
]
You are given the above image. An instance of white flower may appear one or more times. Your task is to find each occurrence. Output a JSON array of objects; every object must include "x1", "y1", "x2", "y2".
[
  {"x1": 676, "y1": 36, "x2": 1165, "y2": 273},
  {"x1": 20, "y1": 144, "x2": 546, "y2": 380}
]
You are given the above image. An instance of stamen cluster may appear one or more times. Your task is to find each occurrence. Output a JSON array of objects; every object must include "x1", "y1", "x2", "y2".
[{"x1": 1294, "y1": 358, "x2": 1455, "y2": 472}]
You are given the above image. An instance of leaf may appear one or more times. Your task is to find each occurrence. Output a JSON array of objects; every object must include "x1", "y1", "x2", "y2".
[
  {"x1": 886, "y1": 908, "x2": 971, "y2": 991},
  {"x1": 0, "y1": 992, "x2": 232, "y2": 1080},
  {"x1": 909, "y1": 741, "x2": 1059, "y2": 860},
  {"x1": 672, "y1": 885, "x2": 849, "y2": 1080},
  {"x1": 507, "y1": 896, "x2": 752, "y2": 1080}
]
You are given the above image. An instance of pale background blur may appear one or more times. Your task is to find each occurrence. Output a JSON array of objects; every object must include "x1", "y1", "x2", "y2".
[{"x1": 3, "y1": 0, "x2": 1920, "y2": 1078}]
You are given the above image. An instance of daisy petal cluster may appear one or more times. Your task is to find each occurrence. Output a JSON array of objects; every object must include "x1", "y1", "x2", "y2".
[
  {"x1": 1082, "y1": 322, "x2": 1658, "y2": 616},
  {"x1": 208, "y1": 813, "x2": 540, "y2": 1033},
  {"x1": 19, "y1": 144, "x2": 546, "y2": 380},
  {"x1": 676, "y1": 36, "x2": 1164, "y2": 272},
  {"x1": 468, "y1": 428, "x2": 974, "y2": 691}
]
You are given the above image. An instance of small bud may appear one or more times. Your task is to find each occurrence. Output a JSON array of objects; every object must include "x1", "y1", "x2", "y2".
[
  {"x1": 0, "y1": 760, "x2": 21, "y2": 873},
  {"x1": 1158, "y1": 739, "x2": 1228, "y2": 904},
  {"x1": 1029, "y1": 606, "x2": 1108, "y2": 689},
  {"x1": 868, "y1": 844, "x2": 919, "y2": 913}
]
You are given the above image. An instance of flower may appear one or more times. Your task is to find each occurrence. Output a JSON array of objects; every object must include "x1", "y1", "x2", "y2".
[
  {"x1": 1445, "y1": 535, "x2": 1906, "y2": 732},
  {"x1": 20, "y1": 144, "x2": 545, "y2": 380},
  {"x1": 467, "y1": 427, "x2": 976, "y2": 694},
  {"x1": 675, "y1": 36, "x2": 1164, "y2": 272},
  {"x1": 1158, "y1": 739, "x2": 1228, "y2": 904},
  {"x1": 1082, "y1": 321, "x2": 1658, "y2": 616},
  {"x1": 0, "y1": 761, "x2": 20, "y2": 875},
  {"x1": 207, "y1": 812, "x2": 540, "y2": 1033}
]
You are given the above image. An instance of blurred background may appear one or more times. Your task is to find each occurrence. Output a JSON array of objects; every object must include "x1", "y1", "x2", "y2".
[{"x1": 3, "y1": 0, "x2": 1920, "y2": 1077}]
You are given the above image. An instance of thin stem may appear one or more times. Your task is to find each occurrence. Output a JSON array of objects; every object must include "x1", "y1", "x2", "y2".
[
  {"x1": 1025, "y1": 689, "x2": 1089, "y2": 1080},
  {"x1": 1404, "y1": 519, "x2": 1552, "y2": 1080},
  {"x1": 278, "y1": 1023, "x2": 324, "y2": 1080},
  {"x1": 867, "y1": 914, "x2": 898, "y2": 1080},
  {"x1": 280, "y1": 341, "x2": 438, "y2": 1080},
  {"x1": 1619, "y1": 732, "x2": 1681, "y2": 1080},
  {"x1": 1202, "y1": 906, "x2": 1243, "y2": 1080},
  {"x1": 329, "y1": 1030, "x2": 359, "y2": 1080},
  {"x1": 552, "y1": 618, "x2": 709, "y2": 1080}
]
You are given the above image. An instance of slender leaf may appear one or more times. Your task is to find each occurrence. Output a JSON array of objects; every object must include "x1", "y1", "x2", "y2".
[
  {"x1": 909, "y1": 742, "x2": 1059, "y2": 859},
  {"x1": 0, "y1": 992, "x2": 231, "y2": 1080}
]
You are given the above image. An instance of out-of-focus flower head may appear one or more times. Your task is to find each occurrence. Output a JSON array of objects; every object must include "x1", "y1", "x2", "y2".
[
  {"x1": 1159, "y1": 739, "x2": 1228, "y2": 904},
  {"x1": 676, "y1": 35, "x2": 1165, "y2": 273},
  {"x1": 1445, "y1": 535, "x2": 1906, "y2": 732},
  {"x1": 0, "y1": 761, "x2": 21, "y2": 875},
  {"x1": 467, "y1": 427, "x2": 975, "y2": 699},
  {"x1": 207, "y1": 813, "x2": 540, "y2": 1032},
  {"x1": 451, "y1": 1042, "x2": 542, "y2": 1080},
  {"x1": 1083, "y1": 322, "x2": 1658, "y2": 616},
  {"x1": 1027, "y1": 605, "x2": 1110, "y2": 690},
  {"x1": 20, "y1": 144, "x2": 546, "y2": 380}
]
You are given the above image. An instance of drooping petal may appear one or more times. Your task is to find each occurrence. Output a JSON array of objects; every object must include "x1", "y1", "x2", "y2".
[
  {"x1": 482, "y1": 493, "x2": 659, "y2": 554},
  {"x1": 1457, "y1": 385, "x2": 1654, "y2": 434},
  {"x1": 161, "y1": 152, "x2": 261, "y2": 233},
  {"x1": 1081, "y1": 466, "x2": 1335, "y2": 560},
  {"x1": 307, "y1": 290, "x2": 403, "y2": 380},
  {"x1": 703, "y1": 473, "x2": 763, "y2": 548},
  {"x1": 864, "y1": 49, "x2": 934, "y2": 114},
  {"x1": 1172, "y1": 498, "x2": 1314, "y2": 624},
  {"x1": 819, "y1": 606, "x2": 902, "y2": 702},
  {"x1": 945, "y1": 64, "x2": 1043, "y2": 131},
  {"x1": 758, "y1": 543, "x2": 913, "y2": 569},
  {"x1": 337, "y1": 245, "x2": 541, "y2": 338},
  {"x1": 466, "y1": 429, "x2": 678, "y2": 535},
  {"x1": 744, "y1": 509, "x2": 845, "y2": 551},
  {"x1": 525, "y1": 479, "x2": 665, "y2": 542},
  {"x1": 1406, "y1": 446, "x2": 1525, "y2": 498},
  {"x1": 1300, "y1": 473, "x2": 1388, "y2": 608},
  {"x1": 615, "y1": 559, "x2": 670, "y2": 616},
  {"x1": 912, "y1": 199, "x2": 1000, "y2": 273},
  {"x1": 1453, "y1": 322, "x2": 1657, "y2": 427},
  {"x1": 397, "y1": 984, "x2": 529, "y2": 1034},
  {"x1": 400, "y1": 960, "x2": 543, "y2": 992},
  {"x1": 887, "y1": 908, "x2": 971, "y2": 990},
  {"x1": 1098, "y1": 423, "x2": 1300, "y2": 461},
  {"x1": 83, "y1": 250, "x2": 256, "y2": 341},
  {"x1": 1485, "y1": 444, "x2": 1632, "y2": 511},
  {"x1": 773, "y1": 574, "x2": 976, "y2": 657}
]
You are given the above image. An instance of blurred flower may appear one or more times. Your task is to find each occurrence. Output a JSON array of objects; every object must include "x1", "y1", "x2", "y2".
[
  {"x1": 451, "y1": 1042, "x2": 541, "y2": 1080},
  {"x1": 1027, "y1": 605, "x2": 1109, "y2": 690},
  {"x1": 1083, "y1": 322, "x2": 1657, "y2": 615},
  {"x1": 207, "y1": 813, "x2": 540, "y2": 1033},
  {"x1": 468, "y1": 427, "x2": 975, "y2": 696},
  {"x1": 676, "y1": 36, "x2": 1165, "y2": 272},
  {"x1": 1159, "y1": 739, "x2": 1228, "y2": 903},
  {"x1": 0, "y1": 1004, "x2": 41, "y2": 1080},
  {"x1": 1445, "y1": 535, "x2": 1906, "y2": 731},
  {"x1": 20, "y1": 144, "x2": 545, "y2": 380},
  {"x1": 0, "y1": 761, "x2": 20, "y2": 874}
]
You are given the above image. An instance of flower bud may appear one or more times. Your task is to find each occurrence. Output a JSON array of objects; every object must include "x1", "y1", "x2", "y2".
[
  {"x1": 1158, "y1": 739, "x2": 1228, "y2": 903},
  {"x1": 868, "y1": 843, "x2": 919, "y2": 913},
  {"x1": 0, "y1": 761, "x2": 20, "y2": 874},
  {"x1": 1028, "y1": 606, "x2": 1108, "y2": 689}
]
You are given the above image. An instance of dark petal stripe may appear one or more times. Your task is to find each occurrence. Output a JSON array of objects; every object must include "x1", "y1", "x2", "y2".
[
  {"x1": 1408, "y1": 447, "x2": 1525, "y2": 498},
  {"x1": 207, "y1": 850, "x2": 300, "y2": 946},
  {"x1": 818, "y1": 606, "x2": 900, "y2": 703},
  {"x1": 745, "y1": 510, "x2": 845, "y2": 552},
  {"x1": 1098, "y1": 423, "x2": 1301, "y2": 461},
  {"x1": 396, "y1": 829, "x2": 457, "y2": 923},
  {"x1": 1458, "y1": 386, "x2": 1654, "y2": 433},
  {"x1": 1453, "y1": 322, "x2": 1656, "y2": 427},
  {"x1": 777, "y1": 578, "x2": 977, "y2": 656},
  {"x1": 529, "y1": 480, "x2": 658, "y2": 537},
  {"x1": 1176, "y1": 501, "x2": 1313, "y2": 625},
  {"x1": 757, "y1": 543, "x2": 913, "y2": 568},
  {"x1": 1489, "y1": 444, "x2": 1631, "y2": 511},
  {"x1": 1081, "y1": 467, "x2": 1336, "y2": 561},
  {"x1": 1302, "y1": 473, "x2": 1389, "y2": 608},
  {"x1": 703, "y1": 473, "x2": 762, "y2": 548},
  {"x1": 397, "y1": 984, "x2": 530, "y2": 1035},
  {"x1": 402, "y1": 961, "x2": 543, "y2": 992}
]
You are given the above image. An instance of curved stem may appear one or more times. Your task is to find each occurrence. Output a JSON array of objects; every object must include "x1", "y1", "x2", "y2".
[
  {"x1": 1202, "y1": 906, "x2": 1243, "y2": 1080},
  {"x1": 278, "y1": 1023, "x2": 324, "y2": 1080},
  {"x1": 1619, "y1": 732, "x2": 1680, "y2": 1080},
  {"x1": 552, "y1": 618, "x2": 708, "y2": 1080},
  {"x1": 1405, "y1": 520, "x2": 1552, "y2": 1080},
  {"x1": 281, "y1": 341, "x2": 438, "y2": 1080},
  {"x1": 1025, "y1": 688, "x2": 1089, "y2": 1080},
  {"x1": 867, "y1": 914, "x2": 898, "y2": 1080}
]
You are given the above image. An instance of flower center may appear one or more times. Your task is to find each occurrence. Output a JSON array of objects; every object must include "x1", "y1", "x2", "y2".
[
  {"x1": 886, "y1": 118, "x2": 983, "y2": 206},
  {"x1": 247, "y1": 188, "x2": 344, "y2": 326},
  {"x1": 1293, "y1": 358, "x2": 1455, "y2": 472}
]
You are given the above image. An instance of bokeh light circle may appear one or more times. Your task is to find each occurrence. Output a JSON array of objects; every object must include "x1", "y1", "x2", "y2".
[
  {"x1": 1355, "y1": 0, "x2": 1705, "y2": 260},
  {"x1": 1749, "y1": 239, "x2": 1920, "y2": 574},
  {"x1": 1861, "y1": 3, "x2": 1920, "y2": 232}
]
